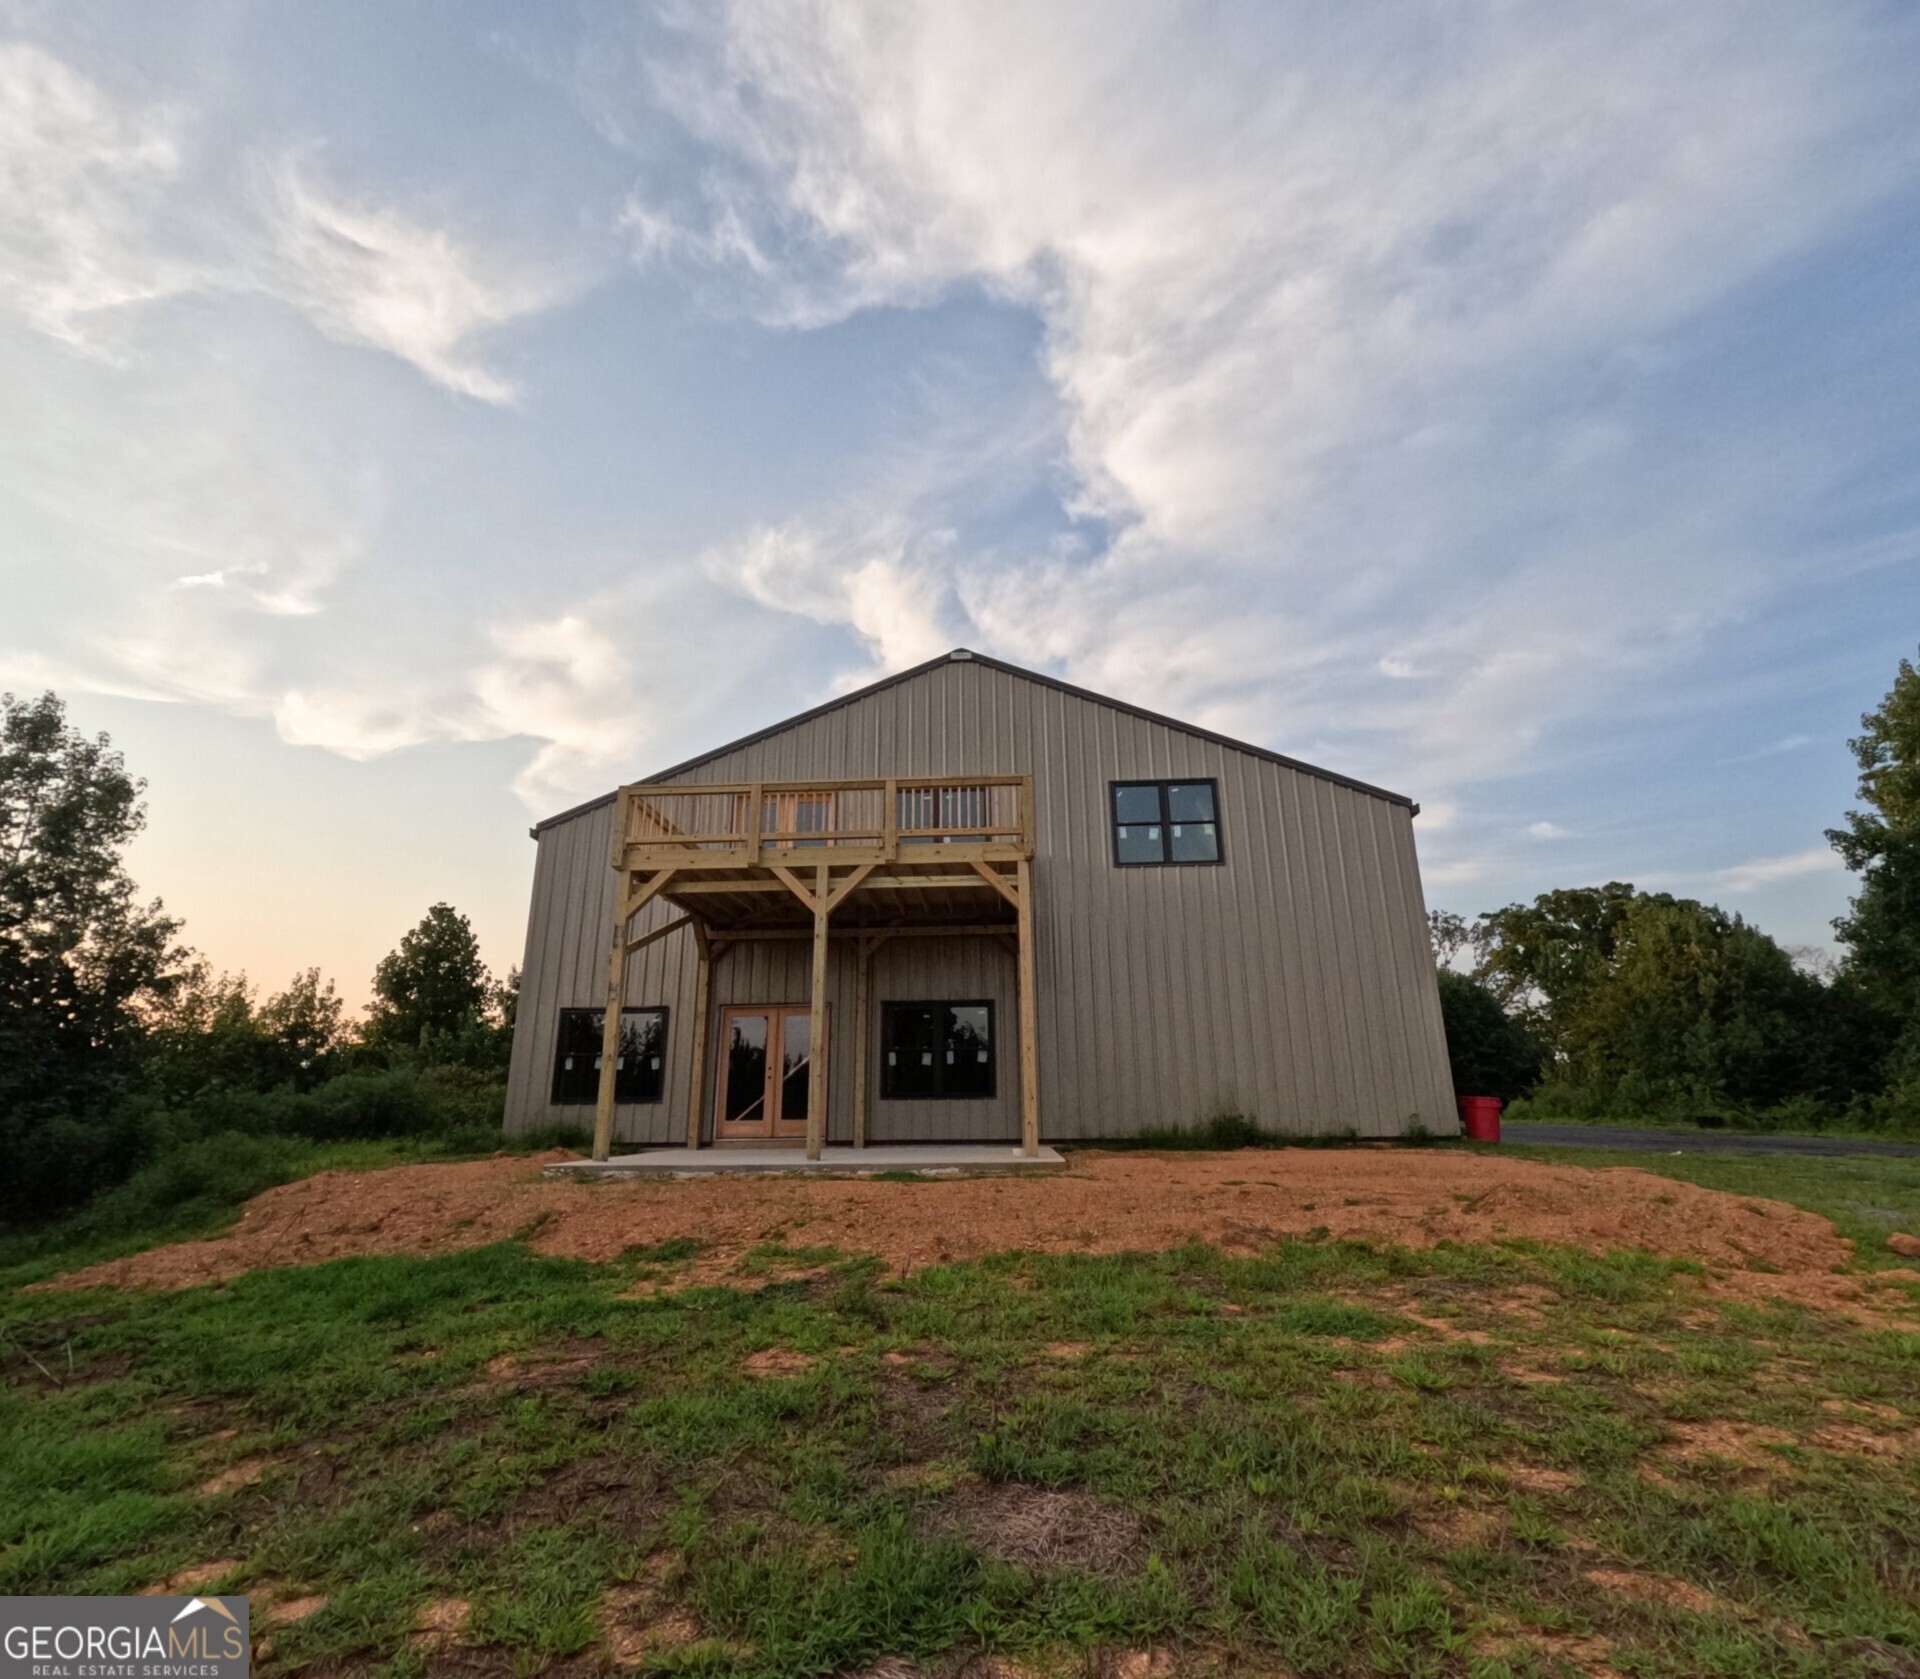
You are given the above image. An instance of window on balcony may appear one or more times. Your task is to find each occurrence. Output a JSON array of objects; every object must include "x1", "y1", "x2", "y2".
[
  {"x1": 880, "y1": 1001, "x2": 995, "y2": 1099},
  {"x1": 1111, "y1": 779, "x2": 1223, "y2": 866},
  {"x1": 551, "y1": 1007, "x2": 668, "y2": 1104}
]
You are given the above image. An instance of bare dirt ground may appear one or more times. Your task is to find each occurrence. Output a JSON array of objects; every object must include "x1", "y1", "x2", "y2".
[{"x1": 45, "y1": 1146, "x2": 1917, "y2": 1318}]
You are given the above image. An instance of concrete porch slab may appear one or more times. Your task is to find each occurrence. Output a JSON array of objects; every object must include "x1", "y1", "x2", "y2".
[{"x1": 544, "y1": 1144, "x2": 1067, "y2": 1179}]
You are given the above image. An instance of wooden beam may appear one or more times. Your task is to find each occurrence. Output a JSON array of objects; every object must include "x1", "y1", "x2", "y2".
[
  {"x1": 592, "y1": 923, "x2": 630, "y2": 1163},
  {"x1": 684, "y1": 920, "x2": 714, "y2": 1150},
  {"x1": 852, "y1": 935, "x2": 876, "y2": 1148},
  {"x1": 824, "y1": 862, "x2": 877, "y2": 915},
  {"x1": 858, "y1": 874, "x2": 999, "y2": 891},
  {"x1": 623, "y1": 912, "x2": 694, "y2": 955},
  {"x1": 806, "y1": 862, "x2": 830, "y2": 1161},
  {"x1": 619, "y1": 868, "x2": 680, "y2": 923},
  {"x1": 769, "y1": 864, "x2": 818, "y2": 911},
  {"x1": 666, "y1": 879, "x2": 795, "y2": 895},
  {"x1": 968, "y1": 859, "x2": 1022, "y2": 910},
  {"x1": 1015, "y1": 856, "x2": 1040, "y2": 1158},
  {"x1": 717, "y1": 924, "x2": 1009, "y2": 942}
]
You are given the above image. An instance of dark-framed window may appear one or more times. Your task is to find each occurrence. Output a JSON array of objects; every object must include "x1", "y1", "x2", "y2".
[
  {"x1": 551, "y1": 1007, "x2": 669, "y2": 1104},
  {"x1": 1111, "y1": 780, "x2": 1223, "y2": 866},
  {"x1": 880, "y1": 1001, "x2": 995, "y2": 1100}
]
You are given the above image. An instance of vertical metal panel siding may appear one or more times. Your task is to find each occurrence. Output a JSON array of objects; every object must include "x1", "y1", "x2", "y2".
[{"x1": 504, "y1": 658, "x2": 1456, "y2": 1140}]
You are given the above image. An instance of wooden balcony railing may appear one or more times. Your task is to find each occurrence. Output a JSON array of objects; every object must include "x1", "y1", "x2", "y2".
[{"x1": 610, "y1": 775, "x2": 1034, "y2": 869}]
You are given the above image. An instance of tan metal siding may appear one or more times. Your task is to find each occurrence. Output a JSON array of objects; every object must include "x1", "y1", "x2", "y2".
[{"x1": 505, "y1": 657, "x2": 1455, "y2": 1141}]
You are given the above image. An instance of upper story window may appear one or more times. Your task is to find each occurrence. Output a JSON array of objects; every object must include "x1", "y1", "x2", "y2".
[
  {"x1": 551, "y1": 1006, "x2": 668, "y2": 1104},
  {"x1": 1111, "y1": 780, "x2": 1223, "y2": 866}
]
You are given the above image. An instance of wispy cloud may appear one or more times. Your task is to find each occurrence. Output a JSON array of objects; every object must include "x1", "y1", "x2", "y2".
[
  {"x1": 0, "y1": 40, "x2": 193, "y2": 345},
  {"x1": 612, "y1": 1, "x2": 1920, "y2": 796},
  {"x1": 702, "y1": 517, "x2": 959, "y2": 681},
  {"x1": 260, "y1": 161, "x2": 553, "y2": 403},
  {"x1": 1716, "y1": 847, "x2": 1845, "y2": 892},
  {"x1": 0, "y1": 42, "x2": 555, "y2": 401},
  {"x1": 1528, "y1": 821, "x2": 1571, "y2": 840}
]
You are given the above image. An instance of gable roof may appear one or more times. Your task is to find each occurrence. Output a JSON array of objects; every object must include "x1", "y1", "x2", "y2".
[{"x1": 530, "y1": 648, "x2": 1416, "y2": 835}]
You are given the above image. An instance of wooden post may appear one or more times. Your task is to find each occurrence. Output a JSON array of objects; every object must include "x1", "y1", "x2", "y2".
[
  {"x1": 1014, "y1": 857, "x2": 1040, "y2": 1157},
  {"x1": 806, "y1": 862, "x2": 830, "y2": 1160},
  {"x1": 684, "y1": 920, "x2": 713, "y2": 1150},
  {"x1": 852, "y1": 936, "x2": 875, "y2": 1148},
  {"x1": 592, "y1": 907, "x2": 630, "y2": 1162}
]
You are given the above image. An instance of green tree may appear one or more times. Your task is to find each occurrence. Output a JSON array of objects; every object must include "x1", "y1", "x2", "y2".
[
  {"x1": 144, "y1": 965, "x2": 346, "y2": 1096},
  {"x1": 259, "y1": 967, "x2": 347, "y2": 1086},
  {"x1": 1427, "y1": 910, "x2": 1471, "y2": 969},
  {"x1": 363, "y1": 903, "x2": 493, "y2": 1058},
  {"x1": 0, "y1": 692, "x2": 189, "y2": 1118},
  {"x1": 1435, "y1": 969, "x2": 1542, "y2": 1102},
  {"x1": 1471, "y1": 884, "x2": 1844, "y2": 1119},
  {"x1": 1829, "y1": 651, "x2": 1920, "y2": 1024},
  {"x1": 1471, "y1": 881, "x2": 1640, "y2": 1034},
  {"x1": 1561, "y1": 896, "x2": 1828, "y2": 1113}
]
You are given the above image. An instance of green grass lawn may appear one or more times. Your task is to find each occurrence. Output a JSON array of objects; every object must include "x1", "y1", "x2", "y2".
[
  {"x1": 1495, "y1": 1144, "x2": 1920, "y2": 1274},
  {"x1": 5, "y1": 1221, "x2": 1918, "y2": 1678}
]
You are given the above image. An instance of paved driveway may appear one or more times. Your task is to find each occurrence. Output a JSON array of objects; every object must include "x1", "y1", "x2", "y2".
[{"x1": 1501, "y1": 1121, "x2": 1920, "y2": 1159}]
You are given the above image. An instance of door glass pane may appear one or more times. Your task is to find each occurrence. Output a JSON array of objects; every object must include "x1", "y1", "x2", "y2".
[
  {"x1": 723, "y1": 1015, "x2": 769, "y2": 1122},
  {"x1": 780, "y1": 1013, "x2": 811, "y2": 1122}
]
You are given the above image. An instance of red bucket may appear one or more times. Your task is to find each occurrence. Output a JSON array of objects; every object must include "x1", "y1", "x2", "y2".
[{"x1": 1458, "y1": 1096, "x2": 1502, "y2": 1143}]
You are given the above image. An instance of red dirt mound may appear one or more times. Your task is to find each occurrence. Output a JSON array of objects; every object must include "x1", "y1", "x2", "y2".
[{"x1": 40, "y1": 1148, "x2": 1900, "y2": 1319}]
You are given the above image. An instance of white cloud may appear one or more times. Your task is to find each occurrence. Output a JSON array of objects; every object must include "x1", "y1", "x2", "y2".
[
  {"x1": 1528, "y1": 821, "x2": 1570, "y2": 840},
  {"x1": 260, "y1": 161, "x2": 553, "y2": 403},
  {"x1": 613, "y1": 1, "x2": 1920, "y2": 789},
  {"x1": 0, "y1": 41, "x2": 193, "y2": 344},
  {"x1": 703, "y1": 517, "x2": 958, "y2": 678},
  {"x1": 0, "y1": 42, "x2": 553, "y2": 400},
  {"x1": 1716, "y1": 847, "x2": 1845, "y2": 893},
  {"x1": 472, "y1": 613, "x2": 650, "y2": 804}
]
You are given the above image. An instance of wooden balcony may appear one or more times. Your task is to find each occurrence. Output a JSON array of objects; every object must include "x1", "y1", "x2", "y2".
[
  {"x1": 591, "y1": 776, "x2": 1040, "y2": 1164},
  {"x1": 611, "y1": 775, "x2": 1033, "y2": 871}
]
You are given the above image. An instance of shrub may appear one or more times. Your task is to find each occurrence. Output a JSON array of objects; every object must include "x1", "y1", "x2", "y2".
[
  {"x1": 0, "y1": 1066, "x2": 509, "y2": 1231},
  {"x1": 1435, "y1": 970, "x2": 1541, "y2": 1103}
]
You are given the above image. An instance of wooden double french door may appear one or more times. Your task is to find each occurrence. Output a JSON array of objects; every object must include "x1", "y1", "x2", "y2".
[{"x1": 714, "y1": 1005, "x2": 819, "y2": 1142}]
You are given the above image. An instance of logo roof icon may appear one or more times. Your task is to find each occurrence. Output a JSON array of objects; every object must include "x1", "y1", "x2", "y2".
[{"x1": 170, "y1": 1598, "x2": 241, "y2": 1626}]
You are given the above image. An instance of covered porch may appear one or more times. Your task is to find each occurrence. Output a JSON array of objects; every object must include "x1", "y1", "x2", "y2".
[{"x1": 590, "y1": 775, "x2": 1041, "y2": 1161}]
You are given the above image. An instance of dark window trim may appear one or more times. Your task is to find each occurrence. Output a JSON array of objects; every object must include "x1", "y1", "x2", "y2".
[
  {"x1": 879, "y1": 999, "x2": 997, "y2": 1102},
  {"x1": 1109, "y1": 778, "x2": 1226, "y2": 868},
  {"x1": 551, "y1": 1005, "x2": 671, "y2": 1105}
]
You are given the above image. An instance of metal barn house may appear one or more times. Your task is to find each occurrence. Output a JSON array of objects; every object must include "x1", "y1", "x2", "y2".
[{"x1": 503, "y1": 650, "x2": 1454, "y2": 1160}]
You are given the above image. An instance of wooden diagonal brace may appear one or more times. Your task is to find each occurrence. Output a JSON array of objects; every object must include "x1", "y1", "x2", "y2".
[
  {"x1": 768, "y1": 864, "x2": 818, "y2": 911},
  {"x1": 824, "y1": 862, "x2": 877, "y2": 915},
  {"x1": 969, "y1": 859, "x2": 1022, "y2": 910},
  {"x1": 620, "y1": 868, "x2": 680, "y2": 923},
  {"x1": 623, "y1": 912, "x2": 694, "y2": 954}
]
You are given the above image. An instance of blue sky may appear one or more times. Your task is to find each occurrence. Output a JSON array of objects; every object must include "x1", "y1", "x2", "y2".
[{"x1": 4, "y1": 1, "x2": 1918, "y2": 1004}]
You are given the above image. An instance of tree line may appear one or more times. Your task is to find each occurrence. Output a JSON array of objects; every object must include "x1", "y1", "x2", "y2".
[
  {"x1": 1, "y1": 690, "x2": 523, "y2": 1228},
  {"x1": 1432, "y1": 650, "x2": 1920, "y2": 1134},
  {"x1": 4, "y1": 650, "x2": 1916, "y2": 1231}
]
